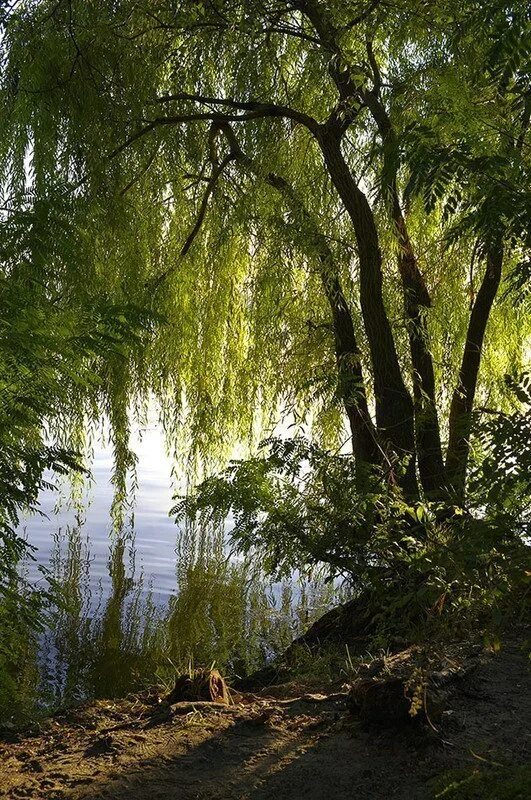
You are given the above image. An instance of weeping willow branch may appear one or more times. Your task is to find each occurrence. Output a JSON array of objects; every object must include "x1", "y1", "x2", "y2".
[
  {"x1": 180, "y1": 148, "x2": 238, "y2": 257},
  {"x1": 119, "y1": 144, "x2": 161, "y2": 196},
  {"x1": 153, "y1": 91, "x2": 315, "y2": 120},
  {"x1": 341, "y1": 0, "x2": 382, "y2": 30},
  {"x1": 218, "y1": 123, "x2": 382, "y2": 469},
  {"x1": 110, "y1": 100, "x2": 318, "y2": 162}
]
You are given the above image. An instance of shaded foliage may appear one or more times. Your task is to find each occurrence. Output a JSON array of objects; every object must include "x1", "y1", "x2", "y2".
[
  {"x1": 176, "y1": 428, "x2": 530, "y2": 644},
  {"x1": 0, "y1": 0, "x2": 530, "y2": 715},
  {"x1": 469, "y1": 373, "x2": 531, "y2": 518}
]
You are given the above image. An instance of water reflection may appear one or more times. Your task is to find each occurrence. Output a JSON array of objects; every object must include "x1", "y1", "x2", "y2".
[
  {"x1": 12, "y1": 523, "x2": 340, "y2": 716},
  {"x1": 1, "y1": 427, "x2": 341, "y2": 725}
]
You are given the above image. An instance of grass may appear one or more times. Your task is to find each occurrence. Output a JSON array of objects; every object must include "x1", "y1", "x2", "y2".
[{"x1": 429, "y1": 765, "x2": 531, "y2": 800}]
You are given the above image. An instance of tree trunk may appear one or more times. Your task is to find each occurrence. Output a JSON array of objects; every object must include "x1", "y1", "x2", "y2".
[
  {"x1": 361, "y1": 88, "x2": 446, "y2": 498},
  {"x1": 446, "y1": 245, "x2": 504, "y2": 501},
  {"x1": 317, "y1": 128, "x2": 418, "y2": 497},
  {"x1": 393, "y1": 203, "x2": 446, "y2": 498},
  {"x1": 318, "y1": 253, "x2": 380, "y2": 468},
  {"x1": 258, "y1": 177, "x2": 380, "y2": 468}
]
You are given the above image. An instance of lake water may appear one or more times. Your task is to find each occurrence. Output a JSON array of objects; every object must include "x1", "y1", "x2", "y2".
[
  {"x1": 22, "y1": 424, "x2": 179, "y2": 600},
  {"x1": 13, "y1": 424, "x2": 338, "y2": 712}
]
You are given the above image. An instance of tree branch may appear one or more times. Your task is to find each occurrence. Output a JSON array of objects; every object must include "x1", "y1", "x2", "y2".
[
  {"x1": 180, "y1": 149, "x2": 237, "y2": 257},
  {"x1": 119, "y1": 144, "x2": 161, "y2": 196},
  {"x1": 262, "y1": 24, "x2": 321, "y2": 45},
  {"x1": 110, "y1": 112, "x2": 282, "y2": 160},
  {"x1": 148, "y1": 122, "x2": 243, "y2": 287},
  {"x1": 111, "y1": 97, "x2": 319, "y2": 160},
  {"x1": 342, "y1": 0, "x2": 382, "y2": 30},
  {"x1": 366, "y1": 39, "x2": 382, "y2": 95},
  {"x1": 152, "y1": 93, "x2": 319, "y2": 131}
]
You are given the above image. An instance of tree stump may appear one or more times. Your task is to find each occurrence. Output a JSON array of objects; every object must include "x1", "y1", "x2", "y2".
[
  {"x1": 166, "y1": 668, "x2": 231, "y2": 706},
  {"x1": 347, "y1": 644, "x2": 480, "y2": 726},
  {"x1": 348, "y1": 677, "x2": 413, "y2": 724}
]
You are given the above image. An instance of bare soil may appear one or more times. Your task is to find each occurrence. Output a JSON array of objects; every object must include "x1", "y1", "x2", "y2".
[{"x1": 0, "y1": 641, "x2": 529, "y2": 800}]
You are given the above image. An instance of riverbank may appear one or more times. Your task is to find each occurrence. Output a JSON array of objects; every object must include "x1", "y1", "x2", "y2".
[{"x1": 1, "y1": 639, "x2": 529, "y2": 800}]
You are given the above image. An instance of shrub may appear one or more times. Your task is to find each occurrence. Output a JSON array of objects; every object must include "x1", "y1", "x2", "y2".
[{"x1": 175, "y1": 436, "x2": 530, "y2": 646}]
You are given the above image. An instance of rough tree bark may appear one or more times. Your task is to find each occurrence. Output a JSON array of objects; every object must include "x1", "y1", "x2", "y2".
[
  {"x1": 446, "y1": 245, "x2": 504, "y2": 500},
  {"x1": 317, "y1": 127, "x2": 418, "y2": 497}
]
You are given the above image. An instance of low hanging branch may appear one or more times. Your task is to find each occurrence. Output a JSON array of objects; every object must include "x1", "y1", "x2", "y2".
[
  {"x1": 147, "y1": 122, "x2": 242, "y2": 286},
  {"x1": 218, "y1": 123, "x2": 382, "y2": 469},
  {"x1": 180, "y1": 148, "x2": 238, "y2": 257}
]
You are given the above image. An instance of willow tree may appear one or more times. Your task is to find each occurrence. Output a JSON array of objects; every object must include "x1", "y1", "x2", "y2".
[{"x1": 1, "y1": 0, "x2": 529, "y2": 506}]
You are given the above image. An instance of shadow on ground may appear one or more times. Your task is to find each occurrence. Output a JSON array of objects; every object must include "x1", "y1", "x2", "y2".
[{"x1": 1, "y1": 643, "x2": 528, "y2": 800}]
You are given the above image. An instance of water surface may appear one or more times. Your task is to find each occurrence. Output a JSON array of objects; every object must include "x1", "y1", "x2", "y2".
[
  {"x1": 23, "y1": 424, "x2": 178, "y2": 600},
  {"x1": 14, "y1": 426, "x2": 337, "y2": 711}
]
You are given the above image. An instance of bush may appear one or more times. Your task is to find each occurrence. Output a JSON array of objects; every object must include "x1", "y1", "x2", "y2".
[{"x1": 175, "y1": 436, "x2": 530, "y2": 646}]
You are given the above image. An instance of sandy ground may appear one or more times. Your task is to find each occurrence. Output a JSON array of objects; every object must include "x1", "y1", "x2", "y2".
[{"x1": 1, "y1": 642, "x2": 529, "y2": 800}]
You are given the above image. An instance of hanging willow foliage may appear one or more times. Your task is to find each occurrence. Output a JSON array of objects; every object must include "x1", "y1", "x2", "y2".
[{"x1": 0, "y1": 0, "x2": 529, "y2": 520}]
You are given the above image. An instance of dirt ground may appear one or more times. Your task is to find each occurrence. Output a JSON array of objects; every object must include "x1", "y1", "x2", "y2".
[{"x1": 0, "y1": 642, "x2": 529, "y2": 800}]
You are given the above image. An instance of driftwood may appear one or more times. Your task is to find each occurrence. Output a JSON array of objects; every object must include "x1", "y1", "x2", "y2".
[
  {"x1": 274, "y1": 692, "x2": 348, "y2": 705},
  {"x1": 169, "y1": 701, "x2": 242, "y2": 715}
]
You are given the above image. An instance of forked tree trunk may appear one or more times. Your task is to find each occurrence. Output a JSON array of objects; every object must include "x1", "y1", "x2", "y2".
[
  {"x1": 361, "y1": 90, "x2": 446, "y2": 498},
  {"x1": 446, "y1": 245, "x2": 504, "y2": 500},
  {"x1": 317, "y1": 129, "x2": 418, "y2": 497},
  {"x1": 296, "y1": 3, "x2": 418, "y2": 496}
]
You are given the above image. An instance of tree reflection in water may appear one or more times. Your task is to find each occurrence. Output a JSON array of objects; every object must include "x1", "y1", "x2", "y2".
[{"x1": 10, "y1": 523, "x2": 341, "y2": 717}]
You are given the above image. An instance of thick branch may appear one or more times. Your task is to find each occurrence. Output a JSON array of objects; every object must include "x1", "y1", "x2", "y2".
[
  {"x1": 296, "y1": 1, "x2": 367, "y2": 107},
  {"x1": 152, "y1": 93, "x2": 319, "y2": 131},
  {"x1": 110, "y1": 111, "x2": 291, "y2": 160},
  {"x1": 261, "y1": 22, "x2": 322, "y2": 45},
  {"x1": 365, "y1": 38, "x2": 382, "y2": 94},
  {"x1": 111, "y1": 97, "x2": 318, "y2": 161}
]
